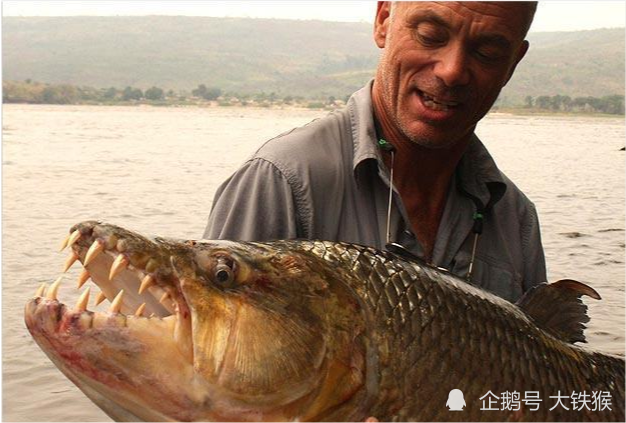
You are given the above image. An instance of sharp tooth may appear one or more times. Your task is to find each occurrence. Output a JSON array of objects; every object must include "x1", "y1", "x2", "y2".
[
  {"x1": 67, "y1": 230, "x2": 81, "y2": 248},
  {"x1": 95, "y1": 291, "x2": 107, "y2": 306},
  {"x1": 75, "y1": 287, "x2": 91, "y2": 311},
  {"x1": 77, "y1": 269, "x2": 90, "y2": 289},
  {"x1": 84, "y1": 240, "x2": 104, "y2": 266},
  {"x1": 36, "y1": 283, "x2": 47, "y2": 297},
  {"x1": 109, "y1": 255, "x2": 129, "y2": 280},
  {"x1": 109, "y1": 290, "x2": 124, "y2": 314},
  {"x1": 46, "y1": 276, "x2": 63, "y2": 300},
  {"x1": 149, "y1": 313, "x2": 156, "y2": 318},
  {"x1": 59, "y1": 233, "x2": 70, "y2": 252},
  {"x1": 159, "y1": 292, "x2": 170, "y2": 304},
  {"x1": 135, "y1": 303, "x2": 146, "y2": 317},
  {"x1": 62, "y1": 252, "x2": 79, "y2": 273},
  {"x1": 138, "y1": 274, "x2": 155, "y2": 295}
]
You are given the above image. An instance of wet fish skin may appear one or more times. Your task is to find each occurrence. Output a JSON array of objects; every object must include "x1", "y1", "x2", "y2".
[
  {"x1": 273, "y1": 239, "x2": 625, "y2": 421},
  {"x1": 24, "y1": 222, "x2": 625, "y2": 421}
]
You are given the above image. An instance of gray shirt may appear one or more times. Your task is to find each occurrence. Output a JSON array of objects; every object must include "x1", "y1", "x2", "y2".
[{"x1": 204, "y1": 82, "x2": 547, "y2": 302}]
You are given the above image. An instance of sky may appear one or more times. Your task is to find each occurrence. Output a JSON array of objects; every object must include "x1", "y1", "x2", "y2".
[{"x1": 2, "y1": 1, "x2": 625, "y2": 33}]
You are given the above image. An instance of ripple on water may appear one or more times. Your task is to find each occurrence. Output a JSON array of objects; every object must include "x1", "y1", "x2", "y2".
[{"x1": 559, "y1": 231, "x2": 588, "y2": 238}]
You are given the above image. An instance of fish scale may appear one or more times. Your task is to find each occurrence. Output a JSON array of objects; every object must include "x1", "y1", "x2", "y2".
[{"x1": 287, "y1": 240, "x2": 625, "y2": 421}]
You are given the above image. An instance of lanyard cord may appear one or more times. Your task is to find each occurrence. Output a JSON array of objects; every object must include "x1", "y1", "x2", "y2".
[
  {"x1": 377, "y1": 138, "x2": 396, "y2": 245},
  {"x1": 379, "y1": 138, "x2": 422, "y2": 263},
  {"x1": 466, "y1": 211, "x2": 484, "y2": 282},
  {"x1": 378, "y1": 136, "x2": 485, "y2": 282},
  {"x1": 380, "y1": 138, "x2": 418, "y2": 262},
  {"x1": 386, "y1": 150, "x2": 395, "y2": 245}
]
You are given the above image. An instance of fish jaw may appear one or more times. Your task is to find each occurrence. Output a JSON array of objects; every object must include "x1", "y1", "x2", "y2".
[
  {"x1": 24, "y1": 296, "x2": 207, "y2": 421},
  {"x1": 23, "y1": 221, "x2": 213, "y2": 421}
]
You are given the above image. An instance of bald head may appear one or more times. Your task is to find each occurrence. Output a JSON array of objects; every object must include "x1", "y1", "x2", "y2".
[
  {"x1": 390, "y1": 1, "x2": 538, "y2": 39},
  {"x1": 372, "y1": 1, "x2": 535, "y2": 148}
]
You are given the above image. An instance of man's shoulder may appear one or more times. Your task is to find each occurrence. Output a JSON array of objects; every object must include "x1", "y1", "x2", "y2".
[
  {"x1": 498, "y1": 171, "x2": 538, "y2": 215},
  {"x1": 249, "y1": 107, "x2": 354, "y2": 177}
]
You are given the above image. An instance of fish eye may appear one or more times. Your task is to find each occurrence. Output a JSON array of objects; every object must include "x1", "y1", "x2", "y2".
[
  {"x1": 215, "y1": 266, "x2": 231, "y2": 283},
  {"x1": 214, "y1": 256, "x2": 235, "y2": 287}
]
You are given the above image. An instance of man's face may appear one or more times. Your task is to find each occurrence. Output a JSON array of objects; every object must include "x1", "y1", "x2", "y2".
[{"x1": 374, "y1": 1, "x2": 531, "y2": 148}]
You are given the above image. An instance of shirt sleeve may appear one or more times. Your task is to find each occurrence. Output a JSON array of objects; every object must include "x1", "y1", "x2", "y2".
[
  {"x1": 521, "y1": 202, "x2": 548, "y2": 290},
  {"x1": 203, "y1": 158, "x2": 301, "y2": 241}
]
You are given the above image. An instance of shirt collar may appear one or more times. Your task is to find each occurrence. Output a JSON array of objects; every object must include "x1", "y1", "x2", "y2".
[
  {"x1": 456, "y1": 134, "x2": 507, "y2": 210},
  {"x1": 349, "y1": 79, "x2": 382, "y2": 172},
  {"x1": 348, "y1": 80, "x2": 507, "y2": 209}
]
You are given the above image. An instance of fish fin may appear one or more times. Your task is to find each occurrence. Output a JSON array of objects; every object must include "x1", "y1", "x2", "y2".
[{"x1": 515, "y1": 279, "x2": 601, "y2": 344}]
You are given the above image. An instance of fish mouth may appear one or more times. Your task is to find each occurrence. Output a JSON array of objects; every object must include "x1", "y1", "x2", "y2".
[
  {"x1": 24, "y1": 222, "x2": 371, "y2": 421},
  {"x1": 24, "y1": 220, "x2": 194, "y2": 364}
]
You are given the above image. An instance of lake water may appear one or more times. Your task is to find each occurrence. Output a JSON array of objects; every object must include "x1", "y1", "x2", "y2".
[{"x1": 2, "y1": 104, "x2": 625, "y2": 421}]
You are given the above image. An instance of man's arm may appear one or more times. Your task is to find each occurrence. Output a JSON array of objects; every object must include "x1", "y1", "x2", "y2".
[{"x1": 203, "y1": 158, "x2": 301, "y2": 241}]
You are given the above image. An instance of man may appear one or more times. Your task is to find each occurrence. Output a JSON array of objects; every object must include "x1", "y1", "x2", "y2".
[{"x1": 204, "y1": 2, "x2": 546, "y2": 302}]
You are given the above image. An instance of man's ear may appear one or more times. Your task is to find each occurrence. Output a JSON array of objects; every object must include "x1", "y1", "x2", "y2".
[
  {"x1": 374, "y1": 1, "x2": 392, "y2": 48},
  {"x1": 504, "y1": 40, "x2": 529, "y2": 86}
]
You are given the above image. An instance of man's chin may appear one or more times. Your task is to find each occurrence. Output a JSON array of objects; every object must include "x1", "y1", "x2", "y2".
[
  {"x1": 400, "y1": 122, "x2": 471, "y2": 150},
  {"x1": 409, "y1": 138, "x2": 461, "y2": 150}
]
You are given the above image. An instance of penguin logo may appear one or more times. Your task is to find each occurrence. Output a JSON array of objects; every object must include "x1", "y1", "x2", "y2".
[{"x1": 446, "y1": 389, "x2": 466, "y2": 411}]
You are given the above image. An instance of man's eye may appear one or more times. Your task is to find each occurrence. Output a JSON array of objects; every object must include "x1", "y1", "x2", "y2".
[
  {"x1": 475, "y1": 47, "x2": 507, "y2": 63},
  {"x1": 415, "y1": 24, "x2": 447, "y2": 46},
  {"x1": 418, "y1": 34, "x2": 444, "y2": 46}
]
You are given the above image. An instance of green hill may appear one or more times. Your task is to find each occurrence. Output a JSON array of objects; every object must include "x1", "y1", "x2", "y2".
[
  {"x1": 2, "y1": 16, "x2": 624, "y2": 103},
  {"x1": 499, "y1": 28, "x2": 625, "y2": 105}
]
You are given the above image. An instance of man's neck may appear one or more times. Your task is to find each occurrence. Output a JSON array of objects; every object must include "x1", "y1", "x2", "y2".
[{"x1": 371, "y1": 82, "x2": 472, "y2": 261}]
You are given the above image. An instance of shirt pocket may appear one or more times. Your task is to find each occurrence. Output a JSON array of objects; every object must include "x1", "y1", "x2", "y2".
[{"x1": 450, "y1": 251, "x2": 523, "y2": 302}]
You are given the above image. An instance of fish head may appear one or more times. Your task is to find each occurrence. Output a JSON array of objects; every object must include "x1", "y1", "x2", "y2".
[{"x1": 25, "y1": 222, "x2": 371, "y2": 421}]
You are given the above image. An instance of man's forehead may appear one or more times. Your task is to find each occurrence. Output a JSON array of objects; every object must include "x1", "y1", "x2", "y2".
[
  {"x1": 395, "y1": 1, "x2": 534, "y2": 37},
  {"x1": 398, "y1": 2, "x2": 532, "y2": 16}
]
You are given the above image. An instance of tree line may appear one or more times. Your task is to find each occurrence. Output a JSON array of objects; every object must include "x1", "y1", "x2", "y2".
[
  {"x1": 523, "y1": 94, "x2": 624, "y2": 115},
  {"x1": 2, "y1": 80, "x2": 344, "y2": 108},
  {"x1": 4, "y1": 80, "x2": 625, "y2": 115},
  {"x1": 3, "y1": 80, "x2": 178, "y2": 104}
]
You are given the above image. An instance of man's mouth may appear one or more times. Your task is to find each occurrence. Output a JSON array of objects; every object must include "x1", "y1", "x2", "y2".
[{"x1": 417, "y1": 90, "x2": 461, "y2": 112}]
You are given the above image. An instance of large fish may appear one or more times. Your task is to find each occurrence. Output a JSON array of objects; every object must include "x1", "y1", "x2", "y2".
[{"x1": 25, "y1": 221, "x2": 624, "y2": 421}]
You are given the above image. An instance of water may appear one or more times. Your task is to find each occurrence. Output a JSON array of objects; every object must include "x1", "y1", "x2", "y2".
[{"x1": 3, "y1": 105, "x2": 624, "y2": 421}]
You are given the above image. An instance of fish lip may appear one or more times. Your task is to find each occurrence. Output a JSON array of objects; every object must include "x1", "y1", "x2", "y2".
[{"x1": 26, "y1": 221, "x2": 194, "y2": 362}]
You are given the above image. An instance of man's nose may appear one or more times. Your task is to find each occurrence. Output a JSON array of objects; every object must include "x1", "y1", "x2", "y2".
[{"x1": 433, "y1": 44, "x2": 471, "y2": 87}]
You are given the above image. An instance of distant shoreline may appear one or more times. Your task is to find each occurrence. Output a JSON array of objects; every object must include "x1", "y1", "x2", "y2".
[
  {"x1": 4, "y1": 100, "x2": 625, "y2": 119},
  {"x1": 488, "y1": 108, "x2": 625, "y2": 119},
  {"x1": 5, "y1": 78, "x2": 624, "y2": 116}
]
